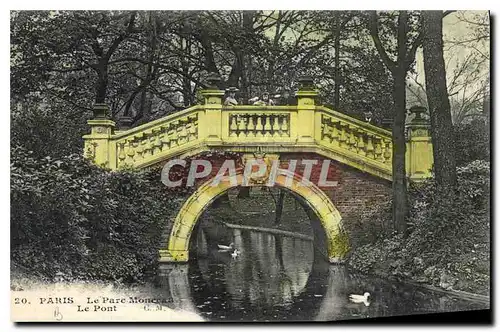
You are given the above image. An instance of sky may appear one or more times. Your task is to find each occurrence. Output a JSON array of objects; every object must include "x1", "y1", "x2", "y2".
[{"x1": 413, "y1": 11, "x2": 490, "y2": 98}]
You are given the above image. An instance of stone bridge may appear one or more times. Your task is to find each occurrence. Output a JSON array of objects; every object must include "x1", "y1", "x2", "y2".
[{"x1": 83, "y1": 80, "x2": 433, "y2": 264}]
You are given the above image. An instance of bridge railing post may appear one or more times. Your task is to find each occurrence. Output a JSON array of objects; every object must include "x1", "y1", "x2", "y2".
[
  {"x1": 295, "y1": 76, "x2": 318, "y2": 144},
  {"x1": 406, "y1": 105, "x2": 434, "y2": 181},
  {"x1": 83, "y1": 103, "x2": 116, "y2": 169},
  {"x1": 199, "y1": 72, "x2": 224, "y2": 144}
]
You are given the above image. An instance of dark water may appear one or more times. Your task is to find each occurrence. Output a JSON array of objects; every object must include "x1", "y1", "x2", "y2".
[{"x1": 156, "y1": 229, "x2": 488, "y2": 322}]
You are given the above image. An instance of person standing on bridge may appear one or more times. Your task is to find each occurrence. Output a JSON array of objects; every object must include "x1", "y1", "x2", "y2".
[
  {"x1": 224, "y1": 87, "x2": 239, "y2": 106},
  {"x1": 249, "y1": 91, "x2": 275, "y2": 106},
  {"x1": 364, "y1": 110, "x2": 373, "y2": 124}
]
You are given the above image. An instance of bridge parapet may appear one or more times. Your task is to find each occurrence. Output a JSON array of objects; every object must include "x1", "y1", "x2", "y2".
[
  {"x1": 83, "y1": 88, "x2": 432, "y2": 182},
  {"x1": 316, "y1": 106, "x2": 393, "y2": 180}
]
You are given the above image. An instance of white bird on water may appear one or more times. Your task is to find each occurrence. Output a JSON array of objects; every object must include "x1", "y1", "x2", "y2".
[
  {"x1": 217, "y1": 243, "x2": 235, "y2": 252},
  {"x1": 231, "y1": 249, "x2": 240, "y2": 259},
  {"x1": 349, "y1": 292, "x2": 371, "y2": 306}
]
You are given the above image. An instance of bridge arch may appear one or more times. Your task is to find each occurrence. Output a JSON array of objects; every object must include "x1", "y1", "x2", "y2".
[{"x1": 160, "y1": 170, "x2": 350, "y2": 264}]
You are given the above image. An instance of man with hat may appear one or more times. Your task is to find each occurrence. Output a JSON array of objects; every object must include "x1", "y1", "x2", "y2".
[{"x1": 224, "y1": 87, "x2": 239, "y2": 106}]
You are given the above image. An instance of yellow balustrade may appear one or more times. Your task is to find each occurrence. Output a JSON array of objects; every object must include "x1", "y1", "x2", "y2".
[
  {"x1": 82, "y1": 88, "x2": 433, "y2": 264},
  {"x1": 223, "y1": 106, "x2": 294, "y2": 142},
  {"x1": 83, "y1": 90, "x2": 433, "y2": 182}
]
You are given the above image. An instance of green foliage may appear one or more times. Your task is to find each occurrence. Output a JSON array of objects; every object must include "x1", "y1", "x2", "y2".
[
  {"x1": 10, "y1": 10, "x2": 405, "y2": 128},
  {"x1": 11, "y1": 146, "x2": 182, "y2": 283},
  {"x1": 454, "y1": 119, "x2": 490, "y2": 166},
  {"x1": 349, "y1": 160, "x2": 490, "y2": 294},
  {"x1": 11, "y1": 101, "x2": 90, "y2": 159}
]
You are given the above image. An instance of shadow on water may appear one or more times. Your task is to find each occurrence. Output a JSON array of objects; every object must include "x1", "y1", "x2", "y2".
[{"x1": 155, "y1": 229, "x2": 488, "y2": 322}]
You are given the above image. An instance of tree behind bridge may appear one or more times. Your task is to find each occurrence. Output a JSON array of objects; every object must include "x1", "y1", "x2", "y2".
[
  {"x1": 368, "y1": 11, "x2": 422, "y2": 234},
  {"x1": 422, "y1": 11, "x2": 458, "y2": 188}
]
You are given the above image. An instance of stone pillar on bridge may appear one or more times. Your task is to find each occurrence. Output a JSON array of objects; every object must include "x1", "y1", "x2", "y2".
[
  {"x1": 83, "y1": 103, "x2": 116, "y2": 169},
  {"x1": 295, "y1": 76, "x2": 318, "y2": 144},
  {"x1": 406, "y1": 105, "x2": 434, "y2": 182},
  {"x1": 200, "y1": 72, "x2": 225, "y2": 145}
]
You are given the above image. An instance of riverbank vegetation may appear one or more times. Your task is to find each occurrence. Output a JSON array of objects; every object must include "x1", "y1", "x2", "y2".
[
  {"x1": 349, "y1": 159, "x2": 490, "y2": 295},
  {"x1": 11, "y1": 146, "x2": 182, "y2": 283}
]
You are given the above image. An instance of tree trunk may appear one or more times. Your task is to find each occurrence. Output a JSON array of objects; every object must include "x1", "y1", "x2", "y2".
[
  {"x1": 227, "y1": 57, "x2": 242, "y2": 88},
  {"x1": 482, "y1": 72, "x2": 490, "y2": 120},
  {"x1": 422, "y1": 10, "x2": 457, "y2": 188},
  {"x1": 333, "y1": 12, "x2": 341, "y2": 109},
  {"x1": 275, "y1": 189, "x2": 285, "y2": 225},
  {"x1": 391, "y1": 11, "x2": 409, "y2": 234},
  {"x1": 392, "y1": 70, "x2": 408, "y2": 233},
  {"x1": 95, "y1": 65, "x2": 108, "y2": 103},
  {"x1": 181, "y1": 36, "x2": 192, "y2": 107},
  {"x1": 199, "y1": 29, "x2": 218, "y2": 74},
  {"x1": 241, "y1": 11, "x2": 254, "y2": 100}
]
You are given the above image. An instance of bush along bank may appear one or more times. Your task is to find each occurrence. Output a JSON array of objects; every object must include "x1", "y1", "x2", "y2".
[
  {"x1": 11, "y1": 146, "x2": 186, "y2": 284},
  {"x1": 348, "y1": 160, "x2": 490, "y2": 296}
]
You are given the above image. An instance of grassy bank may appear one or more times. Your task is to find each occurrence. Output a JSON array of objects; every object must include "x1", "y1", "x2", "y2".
[{"x1": 348, "y1": 161, "x2": 490, "y2": 296}]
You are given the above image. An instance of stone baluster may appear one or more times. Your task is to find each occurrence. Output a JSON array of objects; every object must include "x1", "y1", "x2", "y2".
[
  {"x1": 118, "y1": 142, "x2": 126, "y2": 164},
  {"x1": 153, "y1": 129, "x2": 163, "y2": 154},
  {"x1": 322, "y1": 121, "x2": 331, "y2": 142},
  {"x1": 142, "y1": 132, "x2": 152, "y2": 156},
  {"x1": 344, "y1": 125, "x2": 352, "y2": 150},
  {"x1": 140, "y1": 133, "x2": 149, "y2": 157},
  {"x1": 280, "y1": 115, "x2": 288, "y2": 136},
  {"x1": 238, "y1": 115, "x2": 247, "y2": 138},
  {"x1": 187, "y1": 115, "x2": 197, "y2": 141},
  {"x1": 135, "y1": 136, "x2": 144, "y2": 160},
  {"x1": 148, "y1": 135, "x2": 156, "y2": 156},
  {"x1": 247, "y1": 115, "x2": 255, "y2": 138},
  {"x1": 338, "y1": 122, "x2": 347, "y2": 149},
  {"x1": 383, "y1": 139, "x2": 392, "y2": 164},
  {"x1": 357, "y1": 129, "x2": 366, "y2": 156},
  {"x1": 264, "y1": 114, "x2": 272, "y2": 137},
  {"x1": 169, "y1": 127, "x2": 178, "y2": 148},
  {"x1": 126, "y1": 139, "x2": 136, "y2": 164},
  {"x1": 230, "y1": 116, "x2": 238, "y2": 137},
  {"x1": 374, "y1": 137, "x2": 384, "y2": 162},
  {"x1": 161, "y1": 126, "x2": 170, "y2": 149},
  {"x1": 366, "y1": 134, "x2": 375, "y2": 160},
  {"x1": 330, "y1": 120, "x2": 340, "y2": 147},
  {"x1": 256, "y1": 115, "x2": 263, "y2": 137},
  {"x1": 348, "y1": 125, "x2": 357, "y2": 151},
  {"x1": 185, "y1": 122, "x2": 193, "y2": 142},
  {"x1": 272, "y1": 115, "x2": 280, "y2": 137},
  {"x1": 178, "y1": 121, "x2": 188, "y2": 145},
  {"x1": 131, "y1": 140, "x2": 140, "y2": 162}
]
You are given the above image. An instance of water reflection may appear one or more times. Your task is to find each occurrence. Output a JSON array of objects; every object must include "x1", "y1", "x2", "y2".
[{"x1": 157, "y1": 229, "x2": 488, "y2": 322}]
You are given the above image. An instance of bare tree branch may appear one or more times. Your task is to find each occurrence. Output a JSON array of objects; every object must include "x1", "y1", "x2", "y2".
[{"x1": 368, "y1": 11, "x2": 397, "y2": 73}]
